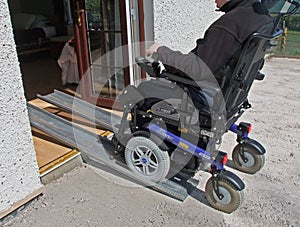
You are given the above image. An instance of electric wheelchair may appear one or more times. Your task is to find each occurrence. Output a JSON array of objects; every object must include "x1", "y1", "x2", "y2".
[{"x1": 113, "y1": 14, "x2": 286, "y2": 213}]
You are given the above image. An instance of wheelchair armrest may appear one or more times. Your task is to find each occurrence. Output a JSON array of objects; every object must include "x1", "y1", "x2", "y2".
[
  {"x1": 162, "y1": 71, "x2": 222, "y2": 96},
  {"x1": 136, "y1": 56, "x2": 220, "y2": 94},
  {"x1": 135, "y1": 57, "x2": 160, "y2": 77},
  {"x1": 136, "y1": 57, "x2": 223, "y2": 112}
]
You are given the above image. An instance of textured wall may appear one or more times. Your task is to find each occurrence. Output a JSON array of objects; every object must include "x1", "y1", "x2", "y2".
[
  {"x1": 153, "y1": 0, "x2": 222, "y2": 53},
  {"x1": 0, "y1": 0, "x2": 42, "y2": 214}
]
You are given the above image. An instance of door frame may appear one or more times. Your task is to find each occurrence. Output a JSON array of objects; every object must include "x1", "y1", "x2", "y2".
[{"x1": 72, "y1": 0, "x2": 145, "y2": 108}]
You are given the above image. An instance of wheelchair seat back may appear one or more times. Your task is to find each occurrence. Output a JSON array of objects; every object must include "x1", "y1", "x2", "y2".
[{"x1": 217, "y1": 25, "x2": 282, "y2": 117}]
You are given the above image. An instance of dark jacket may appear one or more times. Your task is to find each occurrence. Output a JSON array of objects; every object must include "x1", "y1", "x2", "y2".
[{"x1": 154, "y1": 0, "x2": 274, "y2": 81}]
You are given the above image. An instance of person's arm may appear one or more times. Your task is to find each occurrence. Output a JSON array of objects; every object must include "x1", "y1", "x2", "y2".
[
  {"x1": 146, "y1": 43, "x2": 208, "y2": 79},
  {"x1": 155, "y1": 46, "x2": 208, "y2": 80},
  {"x1": 147, "y1": 27, "x2": 240, "y2": 80}
]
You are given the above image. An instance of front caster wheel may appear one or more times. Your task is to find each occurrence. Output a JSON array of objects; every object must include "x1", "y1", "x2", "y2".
[
  {"x1": 125, "y1": 136, "x2": 170, "y2": 182},
  {"x1": 232, "y1": 143, "x2": 265, "y2": 174},
  {"x1": 205, "y1": 177, "x2": 244, "y2": 213}
]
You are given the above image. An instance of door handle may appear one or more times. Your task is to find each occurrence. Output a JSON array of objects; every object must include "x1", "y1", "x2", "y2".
[{"x1": 75, "y1": 1, "x2": 84, "y2": 27}]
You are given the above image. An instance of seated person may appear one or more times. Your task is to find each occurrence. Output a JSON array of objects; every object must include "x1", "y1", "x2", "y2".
[{"x1": 146, "y1": 0, "x2": 275, "y2": 85}]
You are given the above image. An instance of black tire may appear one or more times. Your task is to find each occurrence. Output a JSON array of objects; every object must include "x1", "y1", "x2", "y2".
[
  {"x1": 232, "y1": 144, "x2": 265, "y2": 174},
  {"x1": 125, "y1": 136, "x2": 170, "y2": 182},
  {"x1": 205, "y1": 177, "x2": 244, "y2": 213}
]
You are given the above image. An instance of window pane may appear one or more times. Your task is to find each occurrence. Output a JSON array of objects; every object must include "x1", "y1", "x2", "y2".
[{"x1": 85, "y1": 0, "x2": 125, "y2": 99}]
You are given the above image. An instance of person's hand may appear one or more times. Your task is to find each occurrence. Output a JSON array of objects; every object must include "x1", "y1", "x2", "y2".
[{"x1": 146, "y1": 43, "x2": 161, "y2": 57}]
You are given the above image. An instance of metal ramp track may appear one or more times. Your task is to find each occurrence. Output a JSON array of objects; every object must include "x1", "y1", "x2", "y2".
[
  {"x1": 28, "y1": 103, "x2": 188, "y2": 201},
  {"x1": 37, "y1": 90, "x2": 120, "y2": 132}
]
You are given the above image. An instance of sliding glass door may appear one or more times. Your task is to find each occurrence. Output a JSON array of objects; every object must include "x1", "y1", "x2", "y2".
[
  {"x1": 86, "y1": 0, "x2": 129, "y2": 99},
  {"x1": 71, "y1": 0, "x2": 145, "y2": 108}
]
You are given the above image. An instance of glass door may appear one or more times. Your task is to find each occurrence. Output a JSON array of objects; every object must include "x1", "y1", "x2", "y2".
[
  {"x1": 71, "y1": 0, "x2": 130, "y2": 108},
  {"x1": 71, "y1": 0, "x2": 145, "y2": 108},
  {"x1": 86, "y1": 0, "x2": 129, "y2": 100}
]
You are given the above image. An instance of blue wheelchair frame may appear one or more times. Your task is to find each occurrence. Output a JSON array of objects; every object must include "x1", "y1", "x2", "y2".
[{"x1": 147, "y1": 122, "x2": 252, "y2": 172}]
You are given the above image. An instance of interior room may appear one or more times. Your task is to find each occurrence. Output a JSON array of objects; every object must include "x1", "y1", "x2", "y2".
[{"x1": 7, "y1": 0, "x2": 77, "y2": 101}]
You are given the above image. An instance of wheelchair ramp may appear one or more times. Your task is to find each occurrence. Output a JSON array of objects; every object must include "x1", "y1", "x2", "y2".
[
  {"x1": 37, "y1": 89, "x2": 120, "y2": 132},
  {"x1": 28, "y1": 103, "x2": 189, "y2": 202}
]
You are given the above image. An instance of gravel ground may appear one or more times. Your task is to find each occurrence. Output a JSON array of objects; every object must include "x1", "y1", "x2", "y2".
[{"x1": 3, "y1": 57, "x2": 300, "y2": 227}]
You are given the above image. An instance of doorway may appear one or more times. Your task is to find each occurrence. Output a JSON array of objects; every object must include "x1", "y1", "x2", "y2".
[
  {"x1": 7, "y1": 0, "x2": 149, "y2": 178},
  {"x1": 7, "y1": 0, "x2": 81, "y2": 178}
]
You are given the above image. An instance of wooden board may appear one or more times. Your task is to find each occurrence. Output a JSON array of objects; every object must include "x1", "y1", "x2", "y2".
[
  {"x1": 0, "y1": 187, "x2": 44, "y2": 219},
  {"x1": 32, "y1": 128, "x2": 74, "y2": 169},
  {"x1": 29, "y1": 98, "x2": 111, "y2": 172}
]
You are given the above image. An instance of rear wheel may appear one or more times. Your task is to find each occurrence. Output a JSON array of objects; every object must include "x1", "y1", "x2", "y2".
[
  {"x1": 125, "y1": 136, "x2": 170, "y2": 182},
  {"x1": 232, "y1": 144, "x2": 265, "y2": 174},
  {"x1": 205, "y1": 177, "x2": 243, "y2": 213}
]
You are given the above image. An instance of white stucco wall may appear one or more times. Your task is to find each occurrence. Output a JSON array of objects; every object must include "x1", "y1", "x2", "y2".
[
  {"x1": 0, "y1": 0, "x2": 42, "y2": 215},
  {"x1": 153, "y1": 0, "x2": 223, "y2": 53}
]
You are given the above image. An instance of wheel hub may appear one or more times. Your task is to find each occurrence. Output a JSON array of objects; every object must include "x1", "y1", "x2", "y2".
[
  {"x1": 213, "y1": 186, "x2": 232, "y2": 204},
  {"x1": 238, "y1": 152, "x2": 255, "y2": 167},
  {"x1": 132, "y1": 145, "x2": 159, "y2": 175},
  {"x1": 141, "y1": 157, "x2": 148, "y2": 164}
]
